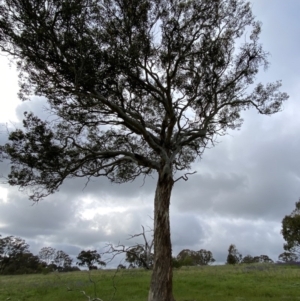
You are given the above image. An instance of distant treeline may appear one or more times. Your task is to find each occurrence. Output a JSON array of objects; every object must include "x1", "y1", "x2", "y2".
[
  {"x1": 225, "y1": 244, "x2": 300, "y2": 266},
  {"x1": 0, "y1": 235, "x2": 80, "y2": 275},
  {"x1": 0, "y1": 234, "x2": 297, "y2": 275}
]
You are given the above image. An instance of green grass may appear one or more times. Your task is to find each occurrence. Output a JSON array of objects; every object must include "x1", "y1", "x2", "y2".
[{"x1": 1, "y1": 264, "x2": 300, "y2": 301}]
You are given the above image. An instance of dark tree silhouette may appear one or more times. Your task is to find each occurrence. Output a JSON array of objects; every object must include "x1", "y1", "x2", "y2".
[
  {"x1": 281, "y1": 199, "x2": 300, "y2": 256},
  {"x1": 4, "y1": 252, "x2": 41, "y2": 275},
  {"x1": 0, "y1": 235, "x2": 30, "y2": 274},
  {"x1": 54, "y1": 250, "x2": 73, "y2": 271},
  {"x1": 278, "y1": 252, "x2": 298, "y2": 263},
  {"x1": 241, "y1": 254, "x2": 273, "y2": 264},
  {"x1": 76, "y1": 250, "x2": 106, "y2": 270},
  {"x1": 106, "y1": 225, "x2": 154, "y2": 270},
  {"x1": 0, "y1": 0, "x2": 288, "y2": 299},
  {"x1": 38, "y1": 246, "x2": 56, "y2": 265},
  {"x1": 117, "y1": 263, "x2": 126, "y2": 269},
  {"x1": 176, "y1": 248, "x2": 215, "y2": 266},
  {"x1": 253, "y1": 254, "x2": 273, "y2": 263},
  {"x1": 226, "y1": 244, "x2": 242, "y2": 265},
  {"x1": 125, "y1": 245, "x2": 154, "y2": 268},
  {"x1": 126, "y1": 225, "x2": 154, "y2": 269},
  {"x1": 241, "y1": 254, "x2": 255, "y2": 264}
]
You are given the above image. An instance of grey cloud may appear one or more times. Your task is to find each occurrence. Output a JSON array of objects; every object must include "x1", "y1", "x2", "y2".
[
  {"x1": 198, "y1": 216, "x2": 284, "y2": 263},
  {"x1": 0, "y1": 187, "x2": 155, "y2": 264},
  {"x1": 59, "y1": 174, "x2": 157, "y2": 203},
  {"x1": 171, "y1": 213, "x2": 206, "y2": 256},
  {"x1": 172, "y1": 172, "x2": 248, "y2": 213},
  {"x1": 250, "y1": 1, "x2": 300, "y2": 89},
  {"x1": 0, "y1": 188, "x2": 77, "y2": 237}
]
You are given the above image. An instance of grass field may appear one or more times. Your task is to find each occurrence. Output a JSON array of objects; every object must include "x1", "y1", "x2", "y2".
[{"x1": 1, "y1": 264, "x2": 300, "y2": 301}]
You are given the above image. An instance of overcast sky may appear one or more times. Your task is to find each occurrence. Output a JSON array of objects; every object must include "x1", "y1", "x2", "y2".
[{"x1": 0, "y1": 0, "x2": 300, "y2": 266}]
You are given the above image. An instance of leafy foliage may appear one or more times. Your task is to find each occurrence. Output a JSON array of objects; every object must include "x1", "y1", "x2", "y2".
[
  {"x1": 38, "y1": 246, "x2": 56, "y2": 265},
  {"x1": 256, "y1": 255, "x2": 273, "y2": 263},
  {"x1": 0, "y1": 0, "x2": 288, "y2": 201},
  {"x1": 241, "y1": 254, "x2": 254, "y2": 264},
  {"x1": 125, "y1": 245, "x2": 154, "y2": 269},
  {"x1": 0, "y1": 235, "x2": 30, "y2": 274},
  {"x1": 54, "y1": 250, "x2": 73, "y2": 271},
  {"x1": 118, "y1": 263, "x2": 127, "y2": 269},
  {"x1": 0, "y1": 235, "x2": 47, "y2": 274},
  {"x1": 226, "y1": 244, "x2": 242, "y2": 265},
  {"x1": 281, "y1": 199, "x2": 300, "y2": 255},
  {"x1": 176, "y1": 249, "x2": 215, "y2": 266},
  {"x1": 278, "y1": 252, "x2": 298, "y2": 263},
  {"x1": 241, "y1": 254, "x2": 273, "y2": 264},
  {"x1": 76, "y1": 250, "x2": 106, "y2": 270},
  {"x1": 0, "y1": 235, "x2": 79, "y2": 274}
]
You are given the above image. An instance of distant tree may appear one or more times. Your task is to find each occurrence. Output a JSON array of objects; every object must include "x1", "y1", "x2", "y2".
[
  {"x1": 76, "y1": 250, "x2": 106, "y2": 270},
  {"x1": 89, "y1": 265, "x2": 98, "y2": 270},
  {"x1": 0, "y1": 0, "x2": 288, "y2": 299},
  {"x1": 241, "y1": 254, "x2": 273, "y2": 264},
  {"x1": 126, "y1": 245, "x2": 154, "y2": 269},
  {"x1": 176, "y1": 249, "x2": 215, "y2": 266},
  {"x1": 241, "y1": 255, "x2": 255, "y2": 264},
  {"x1": 197, "y1": 249, "x2": 215, "y2": 265},
  {"x1": 226, "y1": 244, "x2": 242, "y2": 265},
  {"x1": 6, "y1": 252, "x2": 41, "y2": 275},
  {"x1": 47, "y1": 263, "x2": 58, "y2": 272},
  {"x1": 253, "y1": 255, "x2": 273, "y2": 263},
  {"x1": 0, "y1": 236, "x2": 30, "y2": 274},
  {"x1": 68, "y1": 266, "x2": 81, "y2": 272},
  {"x1": 0, "y1": 236, "x2": 44, "y2": 275},
  {"x1": 23, "y1": 252, "x2": 41, "y2": 273},
  {"x1": 278, "y1": 252, "x2": 298, "y2": 263},
  {"x1": 176, "y1": 249, "x2": 196, "y2": 266},
  {"x1": 107, "y1": 225, "x2": 154, "y2": 270},
  {"x1": 259, "y1": 255, "x2": 273, "y2": 263},
  {"x1": 172, "y1": 257, "x2": 182, "y2": 269},
  {"x1": 118, "y1": 264, "x2": 126, "y2": 269},
  {"x1": 38, "y1": 247, "x2": 56, "y2": 265},
  {"x1": 54, "y1": 250, "x2": 73, "y2": 272},
  {"x1": 127, "y1": 226, "x2": 154, "y2": 269},
  {"x1": 281, "y1": 199, "x2": 300, "y2": 255},
  {"x1": 125, "y1": 246, "x2": 142, "y2": 268},
  {"x1": 128, "y1": 263, "x2": 136, "y2": 269}
]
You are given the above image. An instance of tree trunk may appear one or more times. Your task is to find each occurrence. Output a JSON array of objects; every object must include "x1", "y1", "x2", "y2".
[{"x1": 148, "y1": 168, "x2": 175, "y2": 301}]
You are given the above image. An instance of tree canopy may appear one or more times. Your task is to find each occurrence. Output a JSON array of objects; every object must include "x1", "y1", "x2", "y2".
[
  {"x1": 0, "y1": 236, "x2": 30, "y2": 274},
  {"x1": 0, "y1": 0, "x2": 288, "y2": 300},
  {"x1": 0, "y1": 0, "x2": 288, "y2": 201},
  {"x1": 176, "y1": 248, "x2": 215, "y2": 266},
  {"x1": 38, "y1": 247, "x2": 56, "y2": 265},
  {"x1": 278, "y1": 252, "x2": 298, "y2": 263},
  {"x1": 281, "y1": 199, "x2": 300, "y2": 255},
  {"x1": 241, "y1": 254, "x2": 273, "y2": 264},
  {"x1": 226, "y1": 244, "x2": 242, "y2": 265},
  {"x1": 0, "y1": 235, "x2": 79, "y2": 274},
  {"x1": 76, "y1": 250, "x2": 106, "y2": 270}
]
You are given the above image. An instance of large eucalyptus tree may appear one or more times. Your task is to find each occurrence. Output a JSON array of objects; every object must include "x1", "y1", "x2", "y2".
[{"x1": 0, "y1": 0, "x2": 288, "y2": 300}]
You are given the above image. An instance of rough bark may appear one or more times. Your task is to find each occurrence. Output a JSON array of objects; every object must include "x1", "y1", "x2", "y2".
[{"x1": 148, "y1": 167, "x2": 175, "y2": 301}]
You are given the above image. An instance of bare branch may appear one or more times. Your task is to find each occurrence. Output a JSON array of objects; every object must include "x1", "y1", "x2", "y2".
[{"x1": 174, "y1": 171, "x2": 197, "y2": 183}]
